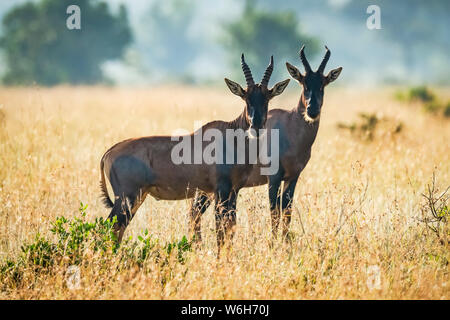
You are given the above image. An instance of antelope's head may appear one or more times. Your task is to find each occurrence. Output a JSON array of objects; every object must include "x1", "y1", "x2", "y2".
[
  {"x1": 225, "y1": 54, "x2": 290, "y2": 137},
  {"x1": 286, "y1": 45, "x2": 342, "y2": 122}
]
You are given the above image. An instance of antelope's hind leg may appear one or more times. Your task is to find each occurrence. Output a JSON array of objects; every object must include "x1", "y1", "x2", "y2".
[
  {"x1": 189, "y1": 191, "x2": 211, "y2": 243},
  {"x1": 105, "y1": 155, "x2": 152, "y2": 243},
  {"x1": 280, "y1": 175, "x2": 299, "y2": 243},
  {"x1": 108, "y1": 191, "x2": 147, "y2": 243}
]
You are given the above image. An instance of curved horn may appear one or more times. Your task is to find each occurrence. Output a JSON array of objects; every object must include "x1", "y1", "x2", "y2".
[
  {"x1": 241, "y1": 53, "x2": 255, "y2": 86},
  {"x1": 260, "y1": 55, "x2": 274, "y2": 87},
  {"x1": 299, "y1": 45, "x2": 312, "y2": 73},
  {"x1": 317, "y1": 45, "x2": 331, "y2": 74}
]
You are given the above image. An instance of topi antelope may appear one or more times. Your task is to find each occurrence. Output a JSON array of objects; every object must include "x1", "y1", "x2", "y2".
[
  {"x1": 99, "y1": 54, "x2": 290, "y2": 251},
  {"x1": 190, "y1": 45, "x2": 342, "y2": 242}
]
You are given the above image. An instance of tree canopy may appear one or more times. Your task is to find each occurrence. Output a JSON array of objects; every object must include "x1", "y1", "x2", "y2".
[
  {"x1": 222, "y1": 1, "x2": 319, "y2": 83},
  {"x1": 0, "y1": 0, "x2": 132, "y2": 85}
]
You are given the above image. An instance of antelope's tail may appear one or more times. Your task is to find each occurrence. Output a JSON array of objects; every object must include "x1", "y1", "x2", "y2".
[{"x1": 100, "y1": 156, "x2": 114, "y2": 208}]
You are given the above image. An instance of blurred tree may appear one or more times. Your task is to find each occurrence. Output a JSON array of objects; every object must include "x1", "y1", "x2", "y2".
[
  {"x1": 222, "y1": 1, "x2": 319, "y2": 82},
  {"x1": 0, "y1": 0, "x2": 132, "y2": 85},
  {"x1": 138, "y1": 0, "x2": 200, "y2": 82},
  {"x1": 339, "y1": 0, "x2": 450, "y2": 82}
]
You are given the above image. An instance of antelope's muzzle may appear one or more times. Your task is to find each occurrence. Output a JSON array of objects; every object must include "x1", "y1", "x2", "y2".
[
  {"x1": 306, "y1": 106, "x2": 320, "y2": 120},
  {"x1": 305, "y1": 95, "x2": 321, "y2": 120},
  {"x1": 248, "y1": 109, "x2": 265, "y2": 137}
]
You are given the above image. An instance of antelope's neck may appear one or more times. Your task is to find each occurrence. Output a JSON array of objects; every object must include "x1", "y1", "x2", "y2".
[
  {"x1": 230, "y1": 110, "x2": 249, "y2": 131},
  {"x1": 294, "y1": 92, "x2": 307, "y2": 115}
]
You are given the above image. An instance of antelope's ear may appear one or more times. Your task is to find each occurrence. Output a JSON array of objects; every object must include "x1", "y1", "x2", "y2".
[
  {"x1": 224, "y1": 78, "x2": 246, "y2": 97},
  {"x1": 325, "y1": 67, "x2": 342, "y2": 85},
  {"x1": 269, "y1": 79, "x2": 290, "y2": 98},
  {"x1": 286, "y1": 62, "x2": 304, "y2": 82}
]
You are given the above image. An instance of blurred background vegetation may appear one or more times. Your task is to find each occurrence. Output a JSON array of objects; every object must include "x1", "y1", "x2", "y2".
[{"x1": 0, "y1": 0, "x2": 448, "y2": 86}]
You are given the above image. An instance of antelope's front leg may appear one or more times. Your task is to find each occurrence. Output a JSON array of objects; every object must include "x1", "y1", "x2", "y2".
[
  {"x1": 189, "y1": 191, "x2": 211, "y2": 243},
  {"x1": 281, "y1": 176, "x2": 299, "y2": 242},
  {"x1": 214, "y1": 183, "x2": 237, "y2": 254},
  {"x1": 268, "y1": 175, "x2": 282, "y2": 239}
]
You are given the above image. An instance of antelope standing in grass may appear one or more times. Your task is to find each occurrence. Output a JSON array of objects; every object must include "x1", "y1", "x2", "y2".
[
  {"x1": 99, "y1": 54, "x2": 290, "y2": 251},
  {"x1": 190, "y1": 46, "x2": 342, "y2": 242}
]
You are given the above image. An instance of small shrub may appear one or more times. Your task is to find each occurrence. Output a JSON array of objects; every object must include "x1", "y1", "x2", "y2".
[
  {"x1": 395, "y1": 86, "x2": 450, "y2": 118},
  {"x1": 21, "y1": 234, "x2": 57, "y2": 269},
  {"x1": 419, "y1": 173, "x2": 449, "y2": 245},
  {"x1": 423, "y1": 101, "x2": 442, "y2": 115},
  {"x1": 49, "y1": 202, "x2": 119, "y2": 264},
  {"x1": 135, "y1": 229, "x2": 159, "y2": 264},
  {"x1": 165, "y1": 235, "x2": 192, "y2": 264},
  {"x1": 0, "y1": 108, "x2": 5, "y2": 125},
  {"x1": 337, "y1": 113, "x2": 402, "y2": 141},
  {"x1": 393, "y1": 90, "x2": 406, "y2": 102},
  {"x1": 407, "y1": 86, "x2": 435, "y2": 103},
  {"x1": 443, "y1": 102, "x2": 450, "y2": 118},
  {"x1": 0, "y1": 259, "x2": 23, "y2": 286},
  {"x1": 130, "y1": 232, "x2": 192, "y2": 265}
]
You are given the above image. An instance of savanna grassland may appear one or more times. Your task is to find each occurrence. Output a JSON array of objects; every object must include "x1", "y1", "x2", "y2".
[{"x1": 0, "y1": 85, "x2": 448, "y2": 299}]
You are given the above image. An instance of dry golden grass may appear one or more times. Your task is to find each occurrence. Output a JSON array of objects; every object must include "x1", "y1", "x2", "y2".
[{"x1": 0, "y1": 85, "x2": 449, "y2": 299}]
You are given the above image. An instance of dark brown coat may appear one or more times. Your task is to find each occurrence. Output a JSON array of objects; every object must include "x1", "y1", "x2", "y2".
[
  {"x1": 190, "y1": 46, "x2": 343, "y2": 241},
  {"x1": 100, "y1": 55, "x2": 290, "y2": 250}
]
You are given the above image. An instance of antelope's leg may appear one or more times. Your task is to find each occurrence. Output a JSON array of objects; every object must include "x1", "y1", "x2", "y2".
[
  {"x1": 268, "y1": 174, "x2": 283, "y2": 239},
  {"x1": 189, "y1": 191, "x2": 211, "y2": 243},
  {"x1": 214, "y1": 180, "x2": 235, "y2": 254},
  {"x1": 281, "y1": 176, "x2": 299, "y2": 241},
  {"x1": 108, "y1": 192, "x2": 145, "y2": 243},
  {"x1": 225, "y1": 190, "x2": 238, "y2": 242}
]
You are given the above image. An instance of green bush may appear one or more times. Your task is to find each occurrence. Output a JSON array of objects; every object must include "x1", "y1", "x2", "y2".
[
  {"x1": 131, "y1": 230, "x2": 192, "y2": 265},
  {"x1": 165, "y1": 235, "x2": 192, "y2": 264},
  {"x1": 444, "y1": 102, "x2": 450, "y2": 118},
  {"x1": 395, "y1": 86, "x2": 450, "y2": 118},
  {"x1": 0, "y1": 202, "x2": 193, "y2": 287},
  {"x1": 423, "y1": 101, "x2": 442, "y2": 115},
  {"x1": 407, "y1": 86, "x2": 435, "y2": 103},
  {"x1": 393, "y1": 90, "x2": 406, "y2": 102},
  {"x1": 49, "y1": 202, "x2": 119, "y2": 263},
  {"x1": 21, "y1": 235, "x2": 57, "y2": 268},
  {"x1": 337, "y1": 113, "x2": 403, "y2": 142}
]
